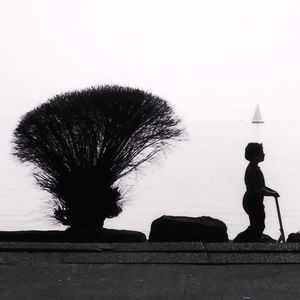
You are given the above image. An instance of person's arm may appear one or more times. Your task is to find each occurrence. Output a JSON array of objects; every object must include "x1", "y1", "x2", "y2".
[
  {"x1": 249, "y1": 167, "x2": 279, "y2": 197},
  {"x1": 262, "y1": 186, "x2": 280, "y2": 198}
]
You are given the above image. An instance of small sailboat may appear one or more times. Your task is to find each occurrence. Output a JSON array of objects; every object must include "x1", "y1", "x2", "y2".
[{"x1": 252, "y1": 105, "x2": 264, "y2": 123}]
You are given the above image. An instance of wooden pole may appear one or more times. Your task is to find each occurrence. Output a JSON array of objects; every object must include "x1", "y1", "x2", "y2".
[{"x1": 275, "y1": 197, "x2": 285, "y2": 243}]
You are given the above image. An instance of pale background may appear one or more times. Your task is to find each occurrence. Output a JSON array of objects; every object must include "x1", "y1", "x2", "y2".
[{"x1": 1, "y1": 0, "x2": 300, "y2": 239}]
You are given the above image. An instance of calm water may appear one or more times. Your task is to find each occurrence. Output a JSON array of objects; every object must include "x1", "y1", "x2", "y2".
[{"x1": 1, "y1": 121, "x2": 300, "y2": 240}]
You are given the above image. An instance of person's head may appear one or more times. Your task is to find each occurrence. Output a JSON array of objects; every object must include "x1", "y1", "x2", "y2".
[{"x1": 245, "y1": 143, "x2": 265, "y2": 162}]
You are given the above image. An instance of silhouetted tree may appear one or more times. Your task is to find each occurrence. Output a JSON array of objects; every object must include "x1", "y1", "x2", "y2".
[{"x1": 13, "y1": 85, "x2": 184, "y2": 231}]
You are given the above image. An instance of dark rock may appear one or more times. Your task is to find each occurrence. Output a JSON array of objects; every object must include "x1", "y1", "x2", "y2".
[
  {"x1": 148, "y1": 215, "x2": 229, "y2": 242},
  {"x1": 233, "y1": 232, "x2": 276, "y2": 243},
  {"x1": 287, "y1": 232, "x2": 300, "y2": 242},
  {"x1": 0, "y1": 228, "x2": 146, "y2": 243}
]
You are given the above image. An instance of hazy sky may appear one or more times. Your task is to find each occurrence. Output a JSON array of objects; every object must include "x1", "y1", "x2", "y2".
[
  {"x1": 1, "y1": 0, "x2": 300, "y2": 234},
  {"x1": 1, "y1": 0, "x2": 300, "y2": 124}
]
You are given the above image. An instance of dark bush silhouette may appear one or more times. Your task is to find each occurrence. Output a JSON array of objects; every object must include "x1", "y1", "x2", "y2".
[{"x1": 13, "y1": 85, "x2": 184, "y2": 231}]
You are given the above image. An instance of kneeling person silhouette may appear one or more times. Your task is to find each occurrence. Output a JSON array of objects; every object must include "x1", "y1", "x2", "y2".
[{"x1": 242, "y1": 143, "x2": 279, "y2": 242}]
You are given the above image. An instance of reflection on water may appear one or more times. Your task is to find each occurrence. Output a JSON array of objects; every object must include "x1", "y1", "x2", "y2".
[{"x1": 1, "y1": 121, "x2": 300, "y2": 239}]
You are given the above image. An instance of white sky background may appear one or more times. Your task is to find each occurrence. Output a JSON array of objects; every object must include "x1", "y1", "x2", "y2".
[
  {"x1": 1, "y1": 0, "x2": 300, "y2": 124},
  {"x1": 1, "y1": 0, "x2": 300, "y2": 235}
]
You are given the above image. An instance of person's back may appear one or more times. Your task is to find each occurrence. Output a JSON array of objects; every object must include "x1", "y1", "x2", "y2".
[{"x1": 244, "y1": 162, "x2": 265, "y2": 203}]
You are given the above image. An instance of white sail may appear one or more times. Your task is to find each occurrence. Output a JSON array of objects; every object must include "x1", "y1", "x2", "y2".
[{"x1": 252, "y1": 105, "x2": 264, "y2": 123}]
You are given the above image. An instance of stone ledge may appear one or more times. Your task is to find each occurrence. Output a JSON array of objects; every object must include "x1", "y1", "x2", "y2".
[
  {"x1": 0, "y1": 242, "x2": 299, "y2": 265},
  {"x1": 0, "y1": 241, "x2": 299, "y2": 252}
]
